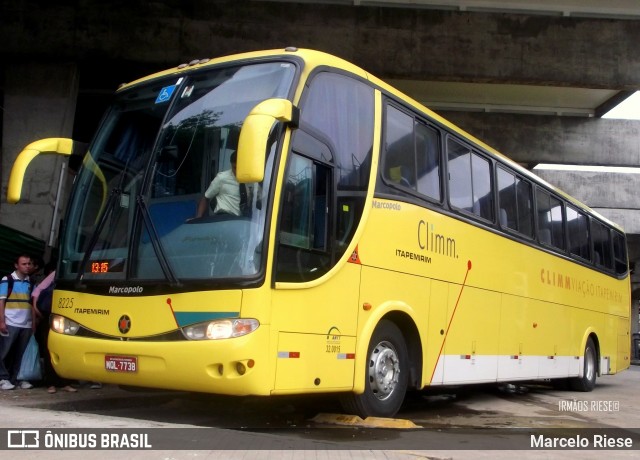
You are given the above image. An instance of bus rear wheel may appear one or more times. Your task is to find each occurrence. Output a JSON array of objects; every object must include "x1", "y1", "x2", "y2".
[
  {"x1": 341, "y1": 320, "x2": 408, "y2": 418},
  {"x1": 569, "y1": 337, "x2": 597, "y2": 392}
]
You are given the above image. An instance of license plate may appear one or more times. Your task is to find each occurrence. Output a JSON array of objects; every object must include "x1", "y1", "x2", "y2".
[{"x1": 105, "y1": 355, "x2": 138, "y2": 373}]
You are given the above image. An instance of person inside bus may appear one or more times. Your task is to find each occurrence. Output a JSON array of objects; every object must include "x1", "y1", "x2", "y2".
[{"x1": 194, "y1": 152, "x2": 248, "y2": 218}]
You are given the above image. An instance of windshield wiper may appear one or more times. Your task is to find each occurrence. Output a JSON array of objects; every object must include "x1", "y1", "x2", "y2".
[
  {"x1": 136, "y1": 195, "x2": 180, "y2": 285},
  {"x1": 75, "y1": 188, "x2": 122, "y2": 283},
  {"x1": 76, "y1": 150, "x2": 139, "y2": 283}
]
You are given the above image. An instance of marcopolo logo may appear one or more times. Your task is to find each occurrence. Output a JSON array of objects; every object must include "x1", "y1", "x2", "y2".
[{"x1": 108, "y1": 286, "x2": 144, "y2": 295}]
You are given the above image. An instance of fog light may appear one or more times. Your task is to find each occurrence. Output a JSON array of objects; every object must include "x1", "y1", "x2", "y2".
[{"x1": 236, "y1": 362, "x2": 246, "y2": 375}]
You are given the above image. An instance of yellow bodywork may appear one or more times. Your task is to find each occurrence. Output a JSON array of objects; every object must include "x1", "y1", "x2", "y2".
[{"x1": 356, "y1": 199, "x2": 630, "y2": 386}]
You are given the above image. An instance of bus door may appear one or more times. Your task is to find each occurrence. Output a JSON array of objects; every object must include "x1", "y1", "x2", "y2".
[{"x1": 271, "y1": 140, "x2": 360, "y2": 392}]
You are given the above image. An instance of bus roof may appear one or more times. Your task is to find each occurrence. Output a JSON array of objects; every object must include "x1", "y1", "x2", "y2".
[{"x1": 117, "y1": 47, "x2": 368, "y2": 92}]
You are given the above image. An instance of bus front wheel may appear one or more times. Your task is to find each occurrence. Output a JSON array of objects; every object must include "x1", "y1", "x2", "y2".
[
  {"x1": 569, "y1": 337, "x2": 597, "y2": 392},
  {"x1": 341, "y1": 320, "x2": 409, "y2": 418}
]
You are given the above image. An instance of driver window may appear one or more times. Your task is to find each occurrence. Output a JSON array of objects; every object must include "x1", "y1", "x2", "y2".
[{"x1": 276, "y1": 153, "x2": 331, "y2": 282}]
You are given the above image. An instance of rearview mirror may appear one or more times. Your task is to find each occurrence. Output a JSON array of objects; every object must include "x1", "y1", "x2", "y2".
[
  {"x1": 7, "y1": 138, "x2": 87, "y2": 203},
  {"x1": 237, "y1": 98, "x2": 298, "y2": 183}
]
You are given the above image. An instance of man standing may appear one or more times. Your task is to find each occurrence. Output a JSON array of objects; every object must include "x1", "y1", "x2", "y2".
[{"x1": 0, "y1": 254, "x2": 34, "y2": 390}]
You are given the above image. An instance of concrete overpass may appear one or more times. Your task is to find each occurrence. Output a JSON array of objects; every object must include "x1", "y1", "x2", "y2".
[{"x1": 1, "y1": 0, "x2": 639, "y2": 327}]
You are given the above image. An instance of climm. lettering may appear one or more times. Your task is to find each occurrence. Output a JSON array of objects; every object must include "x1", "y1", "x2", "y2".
[
  {"x1": 540, "y1": 269, "x2": 571, "y2": 288},
  {"x1": 417, "y1": 220, "x2": 458, "y2": 259},
  {"x1": 540, "y1": 269, "x2": 624, "y2": 303}
]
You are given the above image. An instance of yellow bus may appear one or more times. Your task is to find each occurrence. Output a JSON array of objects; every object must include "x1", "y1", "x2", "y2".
[{"x1": 7, "y1": 47, "x2": 630, "y2": 418}]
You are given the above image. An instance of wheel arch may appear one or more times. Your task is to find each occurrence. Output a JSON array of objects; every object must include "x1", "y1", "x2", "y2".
[
  {"x1": 586, "y1": 332, "x2": 601, "y2": 376},
  {"x1": 353, "y1": 305, "x2": 423, "y2": 394},
  {"x1": 577, "y1": 329, "x2": 600, "y2": 375}
]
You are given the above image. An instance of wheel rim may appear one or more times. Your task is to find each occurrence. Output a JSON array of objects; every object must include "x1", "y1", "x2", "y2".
[
  {"x1": 368, "y1": 340, "x2": 401, "y2": 401},
  {"x1": 585, "y1": 345, "x2": 596, "y2": 382}
]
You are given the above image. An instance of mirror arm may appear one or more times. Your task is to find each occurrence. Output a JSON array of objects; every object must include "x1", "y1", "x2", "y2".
[{"x1": 7, "y1": 138, "x2": 74, "y2": 203}]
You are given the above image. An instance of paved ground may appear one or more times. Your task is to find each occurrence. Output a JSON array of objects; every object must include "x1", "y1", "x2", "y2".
[{"x1": 0, "y1": 367, "x2": 639, "y2": 459}]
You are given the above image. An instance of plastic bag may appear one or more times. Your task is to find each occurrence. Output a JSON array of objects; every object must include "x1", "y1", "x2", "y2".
[{"x1": 17, "y1": 336, "x2": 42, "y2": 381}]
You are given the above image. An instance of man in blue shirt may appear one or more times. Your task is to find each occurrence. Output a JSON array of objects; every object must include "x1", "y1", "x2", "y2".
[{"x1": 0, "y1": 254, "x2": 34, "y2": 390}]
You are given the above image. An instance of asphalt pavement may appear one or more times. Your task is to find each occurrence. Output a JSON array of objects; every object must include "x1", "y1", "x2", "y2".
[{"x1": 1, "y1": 370, "x2": 639, "y2": 459}]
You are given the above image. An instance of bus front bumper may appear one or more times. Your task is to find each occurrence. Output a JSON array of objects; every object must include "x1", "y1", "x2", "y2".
[{"x1": 48, "y1": 325, "x2": 272, "y2": 396}]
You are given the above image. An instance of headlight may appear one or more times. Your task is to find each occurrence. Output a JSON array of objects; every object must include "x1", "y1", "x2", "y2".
[
  {"x1": 50, "y1": 314, "x2": 80, "y2": 335},
  {"x1": 183, "y1": 318, "x2": 259, "y2": 340}
]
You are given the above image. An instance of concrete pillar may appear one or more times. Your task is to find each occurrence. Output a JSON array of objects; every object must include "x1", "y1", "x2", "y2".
[{"x1": 1, "y1": 62, "x2": 79, "y2": 251}]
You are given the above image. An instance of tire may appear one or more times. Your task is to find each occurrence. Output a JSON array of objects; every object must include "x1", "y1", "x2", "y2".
[
  {"x1": 569, "y1": 337, "x2": 597, "y2": 392},
  {"x1": 340, "y1": 320, "x2": 409, "y2": 418}
]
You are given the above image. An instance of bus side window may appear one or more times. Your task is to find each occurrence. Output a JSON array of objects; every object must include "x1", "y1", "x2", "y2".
[
  {"x1": 497, "y1": 166, "x2": 533, "y2": 238},
  {"x1": 613, "y1": 231, "x2": 628, "y2": 275},
  {"x1": 383, "y1": 106, "x2": 415, "y2": 189},
  {"x1": 536, "y1": 188, "x2": 564, "y2": 250},
  {"x1": 566, "y1": 205, "x2": 590, "y2": 260},
  {"x1": 516, "y1": 178, "x2": 534, "y2": 237},
  {"x1": 592, "y1": 219, "x2": 613, "y2": 269},
  {"x1": 415, "y1": 122, "x2": 441, "y2": 202},
  {"x1": 447, "y1": 138, "x2": 493, "y2": 221},
  {"x1": 497, "y1": 167, "x2": 518, "y2": 230},
  {"x1": 448, "y1": 139, "x2": 473, "y2": 213},
  {"x1": 381, "y1": 104, "x2": 441, "y2": 203},
  {"x1": 298, "y1": 71, "x2": 374, "y2": 264}
]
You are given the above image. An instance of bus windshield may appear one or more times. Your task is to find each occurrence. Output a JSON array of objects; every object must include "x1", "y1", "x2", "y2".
[{"x1": 59, "y1": 61, "x2": 296, "y2": 283}]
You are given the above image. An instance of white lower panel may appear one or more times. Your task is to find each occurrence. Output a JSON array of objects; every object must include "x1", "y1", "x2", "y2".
[
  {"x1": 430, "y1": 354, "x2": 583, "y2": 385},
  {"x1": 435, "y1": 354, "x2": 499, "y2": 385},
  {"x1": 497, "y1": 354, "x2": 539, "y2": 380},
  {"x1": 538, "y1": 355, "x2": 571, "y2": 378}
]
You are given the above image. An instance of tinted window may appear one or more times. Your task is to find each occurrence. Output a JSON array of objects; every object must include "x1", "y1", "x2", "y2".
[
  {"x1": 300, "y1": 72, "x2": 373, "y2": 191},
  {"x1": 516, "y1": 178, "x2": 534, "y2": 237},
  {"x1": 384, "y1": 106, "x2": 415, "y2": 188},
  {"x1": 276, "y1": 153, "x2": 332, "y2": 282},
  {"x1": 536, "y1": 189, "x2": 564, "y2": 250},
  {"x1": 382, "y1": 106, "x2": 441, "y2": 201},
  {"x1": 448, "y1": 138, "x2": 493, "y2": 220},
  {"x1": 592, "y1": 220, "x2": 612, "y2": 269},
  {"x1": 613, "y1": 231, "x2": 628, "y2": 275},
  {"x1": 448, "y1": 140, "x2": 472, "y2": 212},
  {"x1": 566, "y1": 205, "x2": 590, "y2": 260},
  {"x1": 416, "y1": 122, "x2": 441, "y2": 201},
  {"x1": 299, "y1": 71, "x2": 374, "y2": 263},
  {"x1": 497, "y1": 166, "x2": 533, "y2": 237}
]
